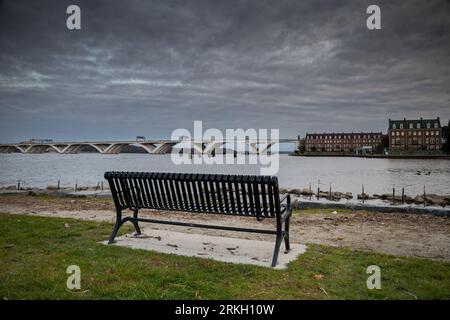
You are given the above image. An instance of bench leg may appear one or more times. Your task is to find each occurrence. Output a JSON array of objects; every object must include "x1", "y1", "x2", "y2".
[
  {"x1": 284, "y1": 217, "x2": 291, "y2": 253},
  {"x1": 108, "y1": 209, "x2": 123, "y2": 244},
  {"x1": 132, "y1": 209, "x2": 142, "y2": 236},
  {"x1": 271, "y1": 234, "x2": 283, "y2": 267}
]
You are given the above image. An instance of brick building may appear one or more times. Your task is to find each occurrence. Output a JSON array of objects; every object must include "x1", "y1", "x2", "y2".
[
  {"x1": 304, "y1": 132, "x2": 383, "y2": 154},
  {"x1": 441, "y1": 120, "x2": 449, "y2": 153},
  {"x1": 388, "y1": 117, "x2": 442, "y2": 152}
]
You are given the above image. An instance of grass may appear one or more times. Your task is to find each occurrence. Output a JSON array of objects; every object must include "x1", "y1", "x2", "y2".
[{"x1": 0, "y1": 213, "x2": 449, "y2": 300}]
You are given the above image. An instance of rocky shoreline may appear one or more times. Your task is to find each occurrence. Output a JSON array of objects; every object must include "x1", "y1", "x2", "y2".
[
  {"x1": 1, "y1": 184, "x2": 449, "y2": 208},
  {"x1": 280, "y1": 187, "x2": 450, "y2": 207}
]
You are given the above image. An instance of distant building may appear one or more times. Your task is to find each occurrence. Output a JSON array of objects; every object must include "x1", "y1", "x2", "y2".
[
  {"x1": 388, "y1": 117, "x2": 442, "y2": 152},
  {"x1": 304, "y1": 132, "x2": 383, "y2": 154},
  {"x1": 442, "y1": 120, "x2": 449, "y2": 154}
]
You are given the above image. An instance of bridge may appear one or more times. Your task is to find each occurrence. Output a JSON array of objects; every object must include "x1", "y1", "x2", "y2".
[{"x1": 0, "y1": 139, "x2": 298, "y2": 155}]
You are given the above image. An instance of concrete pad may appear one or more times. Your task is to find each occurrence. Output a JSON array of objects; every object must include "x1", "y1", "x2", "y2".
[{"x1": 102, "y1": 228, "x2": 307, "y2": 269}]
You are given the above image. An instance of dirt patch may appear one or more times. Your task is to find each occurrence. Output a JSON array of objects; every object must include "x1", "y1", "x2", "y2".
[{"x1": 1, "y1": 195, "x2": 449, "y2": 262}]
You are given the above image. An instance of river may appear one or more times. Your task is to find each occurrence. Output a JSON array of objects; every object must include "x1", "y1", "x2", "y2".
[{"x1": 0, "y1": 154, "x2": 449, "y2": 198}]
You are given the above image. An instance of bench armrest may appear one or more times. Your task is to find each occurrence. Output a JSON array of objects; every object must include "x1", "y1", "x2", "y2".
[
  {"x1": 280, "y1": 194, "x2": 292, "y2": 222},
  {"x1": 279, "y1": 194, "x2": 289, "y2": 204}
]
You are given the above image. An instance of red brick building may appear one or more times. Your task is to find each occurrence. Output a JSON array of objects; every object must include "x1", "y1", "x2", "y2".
[
  {"x1": 388, "y1": 118, "x2": 442, "y2": 152},
  {"x1": 304, "y1": 132, "x2": 383, "y2": 154}
]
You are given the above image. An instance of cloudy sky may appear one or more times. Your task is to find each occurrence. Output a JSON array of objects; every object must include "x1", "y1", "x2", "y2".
[{"x1": 0, "y1": 0, "x2": 449, "y2": 143}]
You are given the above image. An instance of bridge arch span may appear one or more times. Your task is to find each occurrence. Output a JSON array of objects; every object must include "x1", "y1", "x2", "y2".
[
  {"x1": 5, "y1": 145, "x2": 23, "y2": 153},
  {"x1": 27, "y1": 144, "x2": 62, "y2": 154},
  {"x1": 62, "y1": 144, "x2": 98, "y2": 154}
]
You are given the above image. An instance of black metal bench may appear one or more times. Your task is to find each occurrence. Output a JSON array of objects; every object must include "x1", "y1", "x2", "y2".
[{"x1": 104, "y1": 171, "x2": 292, "y2": 267}]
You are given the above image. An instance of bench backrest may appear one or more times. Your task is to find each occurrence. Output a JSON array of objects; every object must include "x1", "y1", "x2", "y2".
[{"x1": 104, "y1": 172, "x2": 281, "y2": 219}]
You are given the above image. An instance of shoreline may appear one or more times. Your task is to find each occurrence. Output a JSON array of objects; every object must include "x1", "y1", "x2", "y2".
[
  {"x1": 1, "y1": 187, "x2": 449, "y2": 215},
  {"x1": 293, "y1": 153, "x2": 450, "y2": 159},
  {"x1": 296, "y1": 200, "x2": 450, "y2": 217}
]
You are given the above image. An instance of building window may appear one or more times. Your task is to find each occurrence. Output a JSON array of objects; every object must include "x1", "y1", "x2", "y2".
[
  {"x1": 409, "y1": 123, "x2": 413, "y2": 129},
  {"x1": 434, "y1": 123, "x2": 438, "y2": 128},
  {"x1": 427, "y1": 123, "x2": 431, "y2": 128},
  {"x1": 400, "y1": 124, "x2": 403, "y2": 129},
  {"x1": 417, "y1": 123, "x2": 420, "y2": 129},
  {"x1": 393, "y1": 124, "x2": 396, "y2": 129}
]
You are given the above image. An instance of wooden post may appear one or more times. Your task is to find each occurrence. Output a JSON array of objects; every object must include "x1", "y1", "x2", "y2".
[
  {"x1": 401, "y1": 187, "x2": 405, "y2": 204},
  {"x1": 57, "y1": 179, "x2": 60, "y2": 190},
  {"x1": 101, "y1": 181, "x2": 104, "y2": 191},
  {"x1": 361, "y1": 184, "x2": 365, "y2": 204},
  {"x1": 317, "y1": 179, "x2": 320, "y2": 200},
  {"x1": 392, "y1": 185, "x2": 395, "y2": 205},
  {"x1": 423, "y1": 185, "x2": 426, "y2": 207},
  {"x1": 17, "y1": 179, "x2": 20, "y2": 190},
  {"x1": 309, "y1": 183, "x2": 312, "y2": 200},
  {"x1": 329, "y1": 183, "x2": 331, "y2": 200},
  {"x1": 75, "y1": 181, "x2": 78, "y2": 192}
]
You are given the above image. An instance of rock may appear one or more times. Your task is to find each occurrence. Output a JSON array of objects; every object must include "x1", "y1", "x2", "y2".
[
  {"x1": 279, "y1": 187, "x2": 289, "y2": 194},
  {"x1": 413, "y1": 194, "x2": 449, "y2": 206},
  {"x1": 424, "y1": 194, "x2": 448, "y2": 207},
  {"x1": 77, "y1": 186, "x2": 88, "y2": 191},
  {"x1": 46, "y1": 185, "x2": 59, "y2": 191},
  {"x1": 288, "y1": 188, "x2": 302, "y2": 196},
  {"x1": 300, "y1": 188, "x2": 314, "y2": 196},
  {"x1": 342, "y1": 192, "x2": 353, "y2": 200},
  {"x1": 413, "y1": 195, "x2": 425, "y2": 204},
  {"x1": 319, "y1": 192, "x2": 329, "y2": 198},
  {"x1": 357, "y1": 193, "x2": 375, "y2": 200},
  {"x1": 5, "y1": 185, "x2": 17, "y2": 190},
  {"x1": 329, "y1": 192, "x2": 344, "y2": 201}
]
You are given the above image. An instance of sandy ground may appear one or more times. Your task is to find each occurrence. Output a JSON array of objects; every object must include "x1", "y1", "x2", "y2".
[{"x1": 0, "y1": 195, "x2": 449, "y2": 262}]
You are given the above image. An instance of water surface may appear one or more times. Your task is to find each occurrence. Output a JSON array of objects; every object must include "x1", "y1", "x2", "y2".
[{"x1": 1, "y1": 154, "x2": 448, "y2": 197}]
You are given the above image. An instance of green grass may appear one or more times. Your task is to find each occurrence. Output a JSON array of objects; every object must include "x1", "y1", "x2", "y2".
[{"x1": 0, "y1": 213, "x2": 449, "y2": 300}]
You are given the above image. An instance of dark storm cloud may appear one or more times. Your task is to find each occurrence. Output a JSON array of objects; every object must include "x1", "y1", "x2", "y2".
[{"x1": 0, "y1": 0, "x2": 449, "y2": 142}]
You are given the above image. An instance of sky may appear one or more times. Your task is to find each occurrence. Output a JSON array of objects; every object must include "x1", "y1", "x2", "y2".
[{"x1": 0, "y1": 0, "x2": 449, "y2": 143}]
